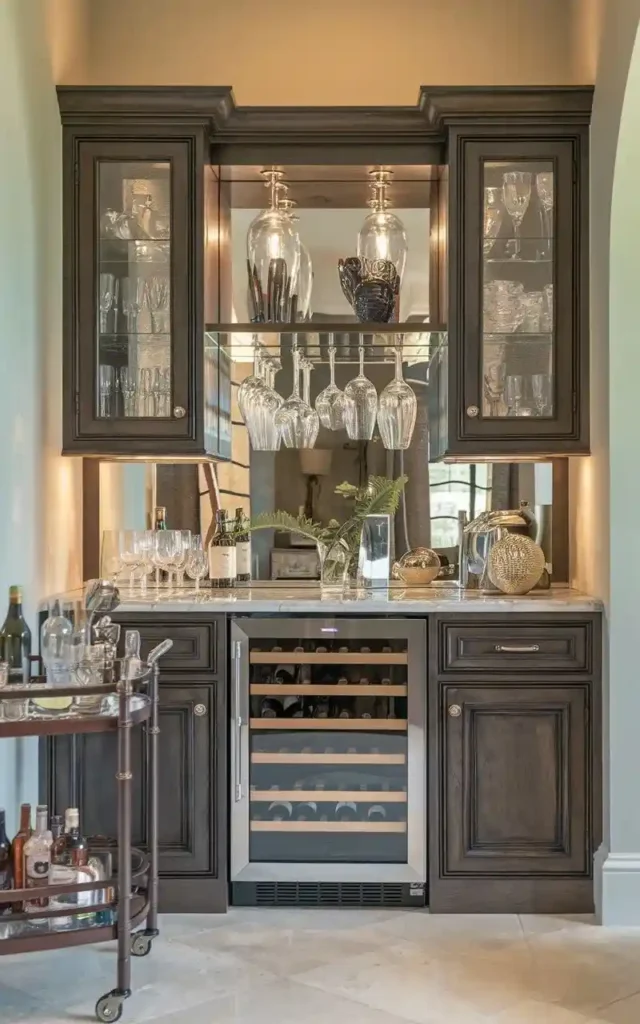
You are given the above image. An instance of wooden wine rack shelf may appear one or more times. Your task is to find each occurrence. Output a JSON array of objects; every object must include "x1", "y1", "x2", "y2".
[
  {"x1": 250, "y1": 718, "x2": 407, "y2": 731},
  {"x1": 251, "y1": 752, "x2": 406, "y2": 765},
  {"x1": 251, "y1": 684, "x2": 407, "y2": 697},
  {"x1": 250, "y1": 820, "x2": 407, "y2": 833},
  {"x1": 250, "y1": 652, "x2": 407, "y2": 665},
  {"x1": 250, "y1": 789, "x2": 407, "y2": 802}
]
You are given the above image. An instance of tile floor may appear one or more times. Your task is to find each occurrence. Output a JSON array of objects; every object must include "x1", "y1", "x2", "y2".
[{"x1": 2, "y1": 909, "x2": 640, "y2": 1023}]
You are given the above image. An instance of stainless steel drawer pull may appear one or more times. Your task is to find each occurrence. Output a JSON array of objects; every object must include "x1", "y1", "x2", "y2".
[
  {"x1": 448, "y1": 704, "x2": 462, "y2": 718},
  {"x1": 494, "y1": 644, "x2": 540, "y2": 653}
]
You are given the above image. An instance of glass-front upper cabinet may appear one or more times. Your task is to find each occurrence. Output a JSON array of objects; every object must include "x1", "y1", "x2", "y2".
[
  {"x1": 432, "y1": 134, "x2": 589, "y2": 459},
  {"x1": 59, "y1": 110, "x2": 230, "y2": 460}
]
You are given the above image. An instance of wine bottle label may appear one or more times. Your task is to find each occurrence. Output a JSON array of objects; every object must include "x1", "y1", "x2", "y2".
[
  {"x1": 236, "y1": 540, "x2": 251, "y2": 576},
  {"x1": 208, "y1": 545, "x2": 236, "y2": 581}
]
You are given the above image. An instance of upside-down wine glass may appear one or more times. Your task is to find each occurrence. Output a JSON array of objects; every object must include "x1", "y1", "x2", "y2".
[
  {"x1": 344, "y1": 340, "x2": 377, "y2": 440},
  {"x1": 376, "y1": 340, "x2": 417, "y2": 450},
  {"x1": 315, "y1": 336, "x2": 348, "y2": 430},
  {"x1": 483, "y1": 187, "x2": 504, "y2": 258},
  {"x1": 99, "y1": 273, "x2": 116, "y2": 334},
  {"x1": 252, "y1": 354, "x2": 283, "y2": 451},
  {"x1": 238, "y1": 340, "x2": 267, "y2": 447},
  {"x1": 275, "y1": 339, "x2": 319, "y2": 448},
  {"x1": 502, "y1": 171, "x2": 532, "y2": 260}
]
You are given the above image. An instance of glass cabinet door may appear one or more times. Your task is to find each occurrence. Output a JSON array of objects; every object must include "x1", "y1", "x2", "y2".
[
  {"x1": 74, "y1": 141, "x2": 193, "y2": 447},
  {"x1": 458, "y1": 138, "x2": 581, "y2": 449}
]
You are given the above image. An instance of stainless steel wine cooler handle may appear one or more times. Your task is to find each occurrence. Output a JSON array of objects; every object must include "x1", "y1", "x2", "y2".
[
  {"x1": 233, "y1": 640, "x2": 244, "y2": 802},
  {"x1": 494, "y1": 644, "x2": 540, "y2": 653}
]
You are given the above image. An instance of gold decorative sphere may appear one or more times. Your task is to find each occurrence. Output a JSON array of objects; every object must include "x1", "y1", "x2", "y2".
[
  {"x1": 394, "y1": 547, "x2": 441, "y2": 586},
  {"x1": 487, "y1": 534, "x2": 546, "y2": 595}
]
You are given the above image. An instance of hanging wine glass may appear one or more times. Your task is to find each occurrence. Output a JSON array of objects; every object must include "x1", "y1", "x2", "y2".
[
  {"x1": 246, "y1": 170, "x2": 300, "y2": 323},
  {"x1": 344, "y1": 340, "x2": 377, "y2": 440},
  {"x1": 275, "y1": 339, "x2": 319, "y2": 448},
  {"x1": 238, "y1": 340, "x2": 270, "y2": 448},
  {"x1": 357, "y1": 170, "x2": 408, "y2": 285},
  {"x1": 377, "y1": 339, "x2": 417, "y2": 450},
  {"x1": 252, "y1": 355, "x2": 283, "y2": 451},
  {"x1": 315, "y1": 336, "x2": 348, "y2": 430}
]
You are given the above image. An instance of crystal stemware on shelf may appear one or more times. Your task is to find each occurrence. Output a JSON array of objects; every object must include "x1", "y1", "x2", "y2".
[
  {"x1": 377, "y1": 341, "x2": 417, "y2": 450},
  {"x1": 147, "y1": 276, "x2": 170, "y2": 333},
  {"x1": 358, "y1": 170, "x2": 408, "y2": 286},
  {"x1": 151, "y1": 367, "x2": 171, "y2": 417},
  {"x1": 344, "y1": 341, "x2": 378, "y2": 441},
  {"x1": 118, "y1": 367, "x2": 137, "y2": 417},
  {"x1": 121, "y1": 277, "x2": 146, "y2": 333},
  {"x1": 118, "y1": 530, "x2": 146, "y2": 589},
  {"x1": 520, "y1": 290, "x2": 544, "y2": 333},
  {"x1": 505, "y1": 374, "x2": 532, "y2": 417},
  {"x1": 99, "y1": 273, "x2": 116, "y2": 333},
  {"x1": 483, "y1": 280, "x2": 525, "y2": 333},
  {"x1": 315, "y1": 337, "x2": 348, "y2": 430},
  {"x1": 275, "y1": 340, "x2": 319, "y2": 449},
  {"x1": 138, "y1": 367, "x2": 154, "y2": 416},
  {"x1": 483, "y1": 361, "x2": 507, "y2": 417},
  {"x1": 502, "y1": 171, "x2": 532, "y2": 260},
  {"x1": 174, "y1": 530, "x2": 192, "y2": 587},
  {"x1": 186, "y1": 535, "x2": 209, "y2": 591},
  {"x1": 531, "y1": 373, "x2": 551, "y2": 416},
  {"x1": 98, "y1": 364, "x2": 115, "y2": 418},
  {"x1": 536, "y1": 171, "x2": 554, "y2": 260},
  {"x1": 483, "y1": 187, "x2": 504, "y2": 258}
]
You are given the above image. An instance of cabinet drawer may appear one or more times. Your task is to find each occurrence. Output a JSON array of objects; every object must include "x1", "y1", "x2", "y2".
[
  {"x1": 439, "y1": 622, "x2": 591, "y2": 674},
  {"x1": 113, "y1": 616, "x2": 218, "y2": 673}
]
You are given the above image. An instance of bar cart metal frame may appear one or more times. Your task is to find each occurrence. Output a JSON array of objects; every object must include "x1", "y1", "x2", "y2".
[{"x1": 0, "y1": 645, "x2": 171, "y2": 1023}]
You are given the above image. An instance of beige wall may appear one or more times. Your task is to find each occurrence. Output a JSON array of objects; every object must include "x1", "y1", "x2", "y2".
[{"x1": 69, "y1": 0, "x2": 587, "y2": 99}]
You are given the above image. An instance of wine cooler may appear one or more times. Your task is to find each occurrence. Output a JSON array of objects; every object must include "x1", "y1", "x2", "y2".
[{"x1": 230, "y1": 617, "x2": 426, "y2": 907}]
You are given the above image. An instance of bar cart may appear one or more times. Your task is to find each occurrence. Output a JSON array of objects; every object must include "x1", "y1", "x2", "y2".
[{"x1": 0, "y1": 639, "x2": 172, "y2": 1023}]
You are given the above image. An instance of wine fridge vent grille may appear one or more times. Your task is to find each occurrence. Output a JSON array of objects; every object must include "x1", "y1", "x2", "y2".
[{"x1": 232, "y1": 882, "x2": 417, "y2": 907}]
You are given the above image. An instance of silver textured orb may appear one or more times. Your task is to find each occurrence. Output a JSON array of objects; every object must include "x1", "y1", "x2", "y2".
[
  {"x1": 394, "y1": 547, "x2": 441, "y2": 586},
  {"x1": 487, "y1": 534, "x2": 546, "y2": 595}
]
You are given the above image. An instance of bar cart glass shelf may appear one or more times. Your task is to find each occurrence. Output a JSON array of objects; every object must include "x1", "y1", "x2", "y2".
[{"x1": 0, "y1": 648, "x2": 172, "y2": 1023}]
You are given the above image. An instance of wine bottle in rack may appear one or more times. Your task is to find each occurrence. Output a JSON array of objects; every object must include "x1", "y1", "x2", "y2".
[
  {"x1": 357, "y1": 675, "x2": 375, "y2": 719},
  {"x1": 293, "y1": 645, "x2": 305, "y2": 653},
  {"x1": 335, "y1": 799, "x2": 358, "y2": 822},
  {"x1": 315, "y1": 645, "x2": 328, "y2": 653},
  {"x1": 267, "y1": 800, "x2": 293, "y2": 821},
  {"x1": 360, "y1": 645, "x2": 371, "y2": 653},
  {"x1": 367, "y1": 804, "x2": 387, "y2": 822},
  {"x1": 260, "y1": 697, "x2": 283, "y2": 718},
  {"x1": 283, "y1": 695, "x2": 304, "y2": 718},
  {"x1": 338, "y1": 645, "x2": 349, "y2": 654},
  {"x1": 295, "y1": 795, "x2": 319, "y2": 821},
  {"x1": 375, "y1": 694, "x2": 390, "y2": 719},
  {"x1": 313, "y1": 697, "x2": 330, "y2": 718}
]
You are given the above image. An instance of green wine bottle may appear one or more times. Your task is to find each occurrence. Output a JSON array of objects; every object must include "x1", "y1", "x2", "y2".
[{"x1": 0, "y1": 586, "x2": 32, "y2": 681}]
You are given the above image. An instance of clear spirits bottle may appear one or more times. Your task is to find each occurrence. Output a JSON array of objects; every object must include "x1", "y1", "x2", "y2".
[{"x1": 24, "y1": 805, "x2": 52, "y2": 910}]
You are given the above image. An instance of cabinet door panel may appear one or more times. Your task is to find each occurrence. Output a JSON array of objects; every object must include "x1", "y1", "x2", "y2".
[
  {"x1": 71, "y1": 139, "x2": 196, "y2": 451},
  {"x1": 442, "y1": 684, "x2": 589, "y2": 876},
  {"x1": 44, "y1": 682, "x2": 219, "y2": 878}
]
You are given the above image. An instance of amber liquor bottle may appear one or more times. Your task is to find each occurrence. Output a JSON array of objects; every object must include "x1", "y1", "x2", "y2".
[
  {"x1": 64, "y1": 808, "x2": 89, "y2": 867},
  {"x1": 11, "y1": 802, "x2": 32, "y2": 909}
]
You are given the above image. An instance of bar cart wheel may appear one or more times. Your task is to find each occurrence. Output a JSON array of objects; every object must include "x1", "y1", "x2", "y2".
[
  {"x1": 130, "y1": 931, "x2": 153, "y2": 957},
  {"x1": 95, "y1": 990, "x2": 126, "y2": 1022}
]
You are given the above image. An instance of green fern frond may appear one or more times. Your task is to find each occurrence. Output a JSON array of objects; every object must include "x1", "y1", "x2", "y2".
[{"x1": 249, "y1": 510, "x2": 330, "y2": 544}]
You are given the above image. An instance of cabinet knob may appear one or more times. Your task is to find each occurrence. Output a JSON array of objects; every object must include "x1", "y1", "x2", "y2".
[
  {"x1": 466, "y1": 405, "x2": 479, "y2": 418},
  {"x1": 173, "y1": 405, "x2": 186, "y2": 419},
  {"x1": 447, "y1": 704, "x2": 462, "y2": 718},
  {"x1": 193, "y1": 703, "x2": 207, "y2": 717}
]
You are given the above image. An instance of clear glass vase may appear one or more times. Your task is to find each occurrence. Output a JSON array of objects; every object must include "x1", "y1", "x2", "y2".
[{"x1": 317, "y1": 538, "x2": 351, "y2": 591}]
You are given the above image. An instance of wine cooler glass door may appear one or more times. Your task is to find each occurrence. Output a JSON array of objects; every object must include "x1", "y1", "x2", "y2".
[
  {"x1": 230, "y1": 618, "x2": 426, "y2": 885},
  {"x1": 76, "y1": 141, "x2": 192, "y2": 442}
]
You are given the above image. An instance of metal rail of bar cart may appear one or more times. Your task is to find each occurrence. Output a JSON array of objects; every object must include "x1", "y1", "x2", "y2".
[{"x1": 0, "y1": 641, "x2": 172, "y2": 1023}]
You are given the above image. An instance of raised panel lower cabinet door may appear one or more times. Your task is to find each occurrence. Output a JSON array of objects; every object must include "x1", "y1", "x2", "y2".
[{"x1": 442, "y1": 684, "x2": 589, "y2": 876}]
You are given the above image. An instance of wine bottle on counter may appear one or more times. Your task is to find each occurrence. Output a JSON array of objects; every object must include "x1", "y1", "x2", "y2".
[
  {"x1": 154, "y1": 506, "x2": 167, "y2": 530},
  {"x1": 0, "y1": 810, "x2": 11, "y2": 890},
  {"x1": 234, "y1": 508, "x2": 251, "y2": 583},
  {"x1": 209, "y1": 509, "x2": 236, "y2": 588},
  {"x1": 0, "y1": 586, "x2": 32, "y2": 682}
]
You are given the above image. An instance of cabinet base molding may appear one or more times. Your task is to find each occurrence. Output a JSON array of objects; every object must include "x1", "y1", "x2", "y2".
[
  {"x1": 159, "y1": 878, "x2": 227, "y2": 914},
  {"x1": 428, "y1": 877, "x2": 594, "y2": 915},
  {"x1": 600, "y1": 852, "x2": 640, "y2": 925}
]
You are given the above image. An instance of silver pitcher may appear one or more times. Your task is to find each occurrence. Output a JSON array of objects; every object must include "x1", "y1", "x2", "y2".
[{"x1": 461, "y1": 501, "x2": 538, "y2": 591}]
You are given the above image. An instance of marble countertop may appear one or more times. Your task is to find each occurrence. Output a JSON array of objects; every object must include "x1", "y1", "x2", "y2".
[{"x1": 52, "y1": 585, "x2": 603, "y2": 614}]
